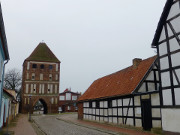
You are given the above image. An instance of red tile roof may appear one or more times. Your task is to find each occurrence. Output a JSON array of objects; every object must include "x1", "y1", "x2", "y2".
[{"x1": 78, "y1": 56, "x2": 157, "y2": 101}]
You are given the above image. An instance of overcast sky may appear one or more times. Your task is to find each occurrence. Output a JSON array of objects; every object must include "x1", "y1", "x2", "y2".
[{"x1": 1, "y1": 0, "x2": 166, "y2": 93}]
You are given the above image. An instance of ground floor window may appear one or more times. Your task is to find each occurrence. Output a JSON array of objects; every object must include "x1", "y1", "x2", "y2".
[{"x1": 67, "y1": 106, "x2": 71, "y2": 110}]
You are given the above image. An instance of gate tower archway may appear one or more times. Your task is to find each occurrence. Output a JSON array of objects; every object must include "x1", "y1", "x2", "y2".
[{"x1": 33, "y1": 98, "x2": 48, "y2": 114}]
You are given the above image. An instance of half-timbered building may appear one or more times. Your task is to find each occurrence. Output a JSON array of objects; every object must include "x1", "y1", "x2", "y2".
[
  {"x1": 152, "y1": 0, "x2": 180, "y2": 133},
  {"x1": 78, "y1": 56, "x2": 161, "y2": 130}
]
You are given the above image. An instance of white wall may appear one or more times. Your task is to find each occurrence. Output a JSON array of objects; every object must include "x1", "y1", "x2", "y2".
[{"x1": 162, "y1": 109, "x2": 180, "y2": 133}]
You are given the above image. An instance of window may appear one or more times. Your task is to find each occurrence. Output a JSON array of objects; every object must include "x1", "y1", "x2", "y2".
[
  {"x1": 56, "y1": 64, "x2": 58, "y2": 71},
  {"x1": 108, "y1": 100, "x2": 112, "y2": 108},
  {"x1": 40, "y1": 74, "x2": 43, "y2": 80},
  {"x1": 55, "y1": 74, "x2": 58, "y2": 80},
  {"x1": 26, "y1": 73, "x2": 29, "y2": 80},
  {"x1": 33, "y1": 84, "x2": 36, "y2": 93},
  {"x1": 42, "y1": 84, "x2": 44, "y2": 94},
  {"x1": 89, "y1": 102, "x2": 92, "y2": 108},
  {"x1": 27, "y1": 62, "x2": 30, "y2": 70},
  {"x1": 60, "y1": 96, "x2": 65, "y2": 100},
  {"x1": 32, "y1": 73, "x2": 35, "y2": 80},
  {"x1": 92, "y1": 102, "x2": 96, "y2": 108},
  {"x1": 48, "y1": 89, "x2": 50, "y2": 94},
  {"x1": 55, "y1": 85, "x2": 58, "y2": 93},
  {"x1": 47, "y1": 84, "x2": 53, "y2": 93},
  {"x1": 40, "y1": 64, "x2": 44, "y2": 69},
  {"x1": 51, "y1": 98, "x2": 54, "y2": 104},
  {"x1": 67, "y1": 106, "x2": 71, "y2": 110},
  {"x1": 49, "y1": 65, "x2": 53, "y2": 70},
  {"x1": 32, "y1": 64, "x2": 37, "y2": 69},
  {"x1": 39, "y1": 84, "x2": 42, "y2": 94},
  {"x1": 31, "y1": 84, "x2": 36, "y2": 93},
  {"x1": 66, "y1": 93, "x2": 71, "y2": 100},
  {"x1": 26, "y1": 84, "x2": 29, "y2": 93},
  {"x1": 51, "y1": 85, "x2": 53, "y2": 93},
  {"x1": 31, "y1": 84, "x2": 33, "y2": 93},
  {"x1": 96, "y1": 101, "x2": 99, "y2": 108},
  {"x1": 72, "y1": 96, "x2": 77, "y2": 100},
  {"x1": 49, "y1": 74, "x2": 52, "y2": 81}
]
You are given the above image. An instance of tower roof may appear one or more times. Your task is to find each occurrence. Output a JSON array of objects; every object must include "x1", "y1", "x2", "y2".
[{"x1": 26, "y1": 42, "x2": 60, "y2": 63}]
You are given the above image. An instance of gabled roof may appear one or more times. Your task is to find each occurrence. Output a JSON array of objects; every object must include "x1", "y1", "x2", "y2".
[
  {"x1": 152, "y1": 0, "x2": 173, "y2": 47},
  {"x1": 3, "y1": 89, "x2": 18, "y2": 103},
  {"x1": 78, "y1": 56, "x2": 157, "y2": 101},
  {"x1": 5, "y1": 89, "x2": 16, "y2": 99},
  {"x1": 59, "y1": 89, "x2": 81, "y2": 95},
  {"x1": 26, "y1": 42, "x2": 60, "y2": 63},
  {"x1": 3, "y1": 89, "x2": 15, "y2": 99}
]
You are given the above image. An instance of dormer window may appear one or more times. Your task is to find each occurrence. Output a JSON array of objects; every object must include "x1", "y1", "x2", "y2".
[{"x1": 32, "y1": 64, "x2": 37, "y2": 69}]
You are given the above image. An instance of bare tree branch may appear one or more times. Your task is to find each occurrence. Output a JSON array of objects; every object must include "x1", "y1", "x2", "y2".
[{"x1": 4, "y1": 68, "x2": 22, "y2": 92}]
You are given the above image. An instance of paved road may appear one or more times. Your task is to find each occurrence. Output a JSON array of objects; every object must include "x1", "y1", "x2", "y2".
[{"x1": 33, "y1": 115, "x2": 111, "y2": 135}]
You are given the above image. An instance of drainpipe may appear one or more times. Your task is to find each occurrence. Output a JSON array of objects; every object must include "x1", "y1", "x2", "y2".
[{"x1": 0, "y1": 59, "x2": 9, "y2": 129}]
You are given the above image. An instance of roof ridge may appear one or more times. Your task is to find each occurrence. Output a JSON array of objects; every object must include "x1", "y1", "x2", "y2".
[{"x1": 96, "y1": 55, "x2": 157, "y2": 82}]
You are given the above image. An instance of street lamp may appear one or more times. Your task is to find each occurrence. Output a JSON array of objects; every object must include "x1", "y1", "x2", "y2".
[{"x1": 29, "y1": 95, "x2": 32, "y2": 121}]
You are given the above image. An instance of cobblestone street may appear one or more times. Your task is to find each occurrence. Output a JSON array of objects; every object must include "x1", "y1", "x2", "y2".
[
  {"x1": 32, "y1": 114, "x2": 113, "y2": 135},
  {"x1": 33, "y1": 113, "x2": 155, "y2": 135}
]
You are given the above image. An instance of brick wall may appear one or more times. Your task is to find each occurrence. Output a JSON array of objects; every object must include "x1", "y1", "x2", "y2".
[
  {"x1": 78, "y1": 102, "x2": 83, "y2": 120},
  {"x1": 21, "y1": 60, "x2": 60, "y2": 114}
]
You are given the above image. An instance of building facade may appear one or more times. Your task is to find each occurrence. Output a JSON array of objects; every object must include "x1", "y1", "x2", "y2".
[
  {"x1": 152, "y1": 0, "x2": 180, "y2": 133},
  {"x1": 78, "y1": 56, "x2": 161, "y2": 130},
  {"x1": 0, "y1": 89, "x2": 18, "y2": 127},
  {"x1": 0, "y1": 3, "x2": 10, "y2": 128},
  {"x1": 59, "y1": 88, "x2": 81, "y2": 112},
  {"x1": 21, "y1": 43, "x2": 60, "y2": 114}
]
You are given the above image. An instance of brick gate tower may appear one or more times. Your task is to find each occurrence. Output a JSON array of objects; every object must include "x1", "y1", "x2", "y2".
[{"x1": 21, "y1": 42, "x2": 60, "y2": 114}]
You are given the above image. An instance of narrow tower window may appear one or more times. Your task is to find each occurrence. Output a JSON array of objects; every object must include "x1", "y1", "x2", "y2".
[
  {"x1": 32, "y1": 64, "x2": 37, "y2": 69},
  {"x1": 49, "y1": 65, "x2": 53, "y2": 70},
  {"x1": 40, "y1": 64, "x2": 44, "y2": 69},
  {"x1": 32, "y1": 73, "x2": 35, "y2": 80},
  {"x1": 49, "y1": 74, "x2": 52, "y2": 81}
]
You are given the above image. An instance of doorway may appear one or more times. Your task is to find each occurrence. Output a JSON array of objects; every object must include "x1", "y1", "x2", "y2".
[{"x1": 141, "y1": 99, "x2": 152, "y2": 130}]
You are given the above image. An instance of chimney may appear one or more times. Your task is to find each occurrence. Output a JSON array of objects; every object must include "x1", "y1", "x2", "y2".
[{"x1": 133, "y1": 58, "x2": 142, "y2": 69}]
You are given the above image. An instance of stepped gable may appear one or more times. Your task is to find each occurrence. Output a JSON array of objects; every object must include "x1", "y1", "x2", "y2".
[
  {"x1": 78, "y1": 56, "x2": 157, "y2": 101},
  {"x1": 26, "y1": 42, "x2": 60, "y2": 63}
]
